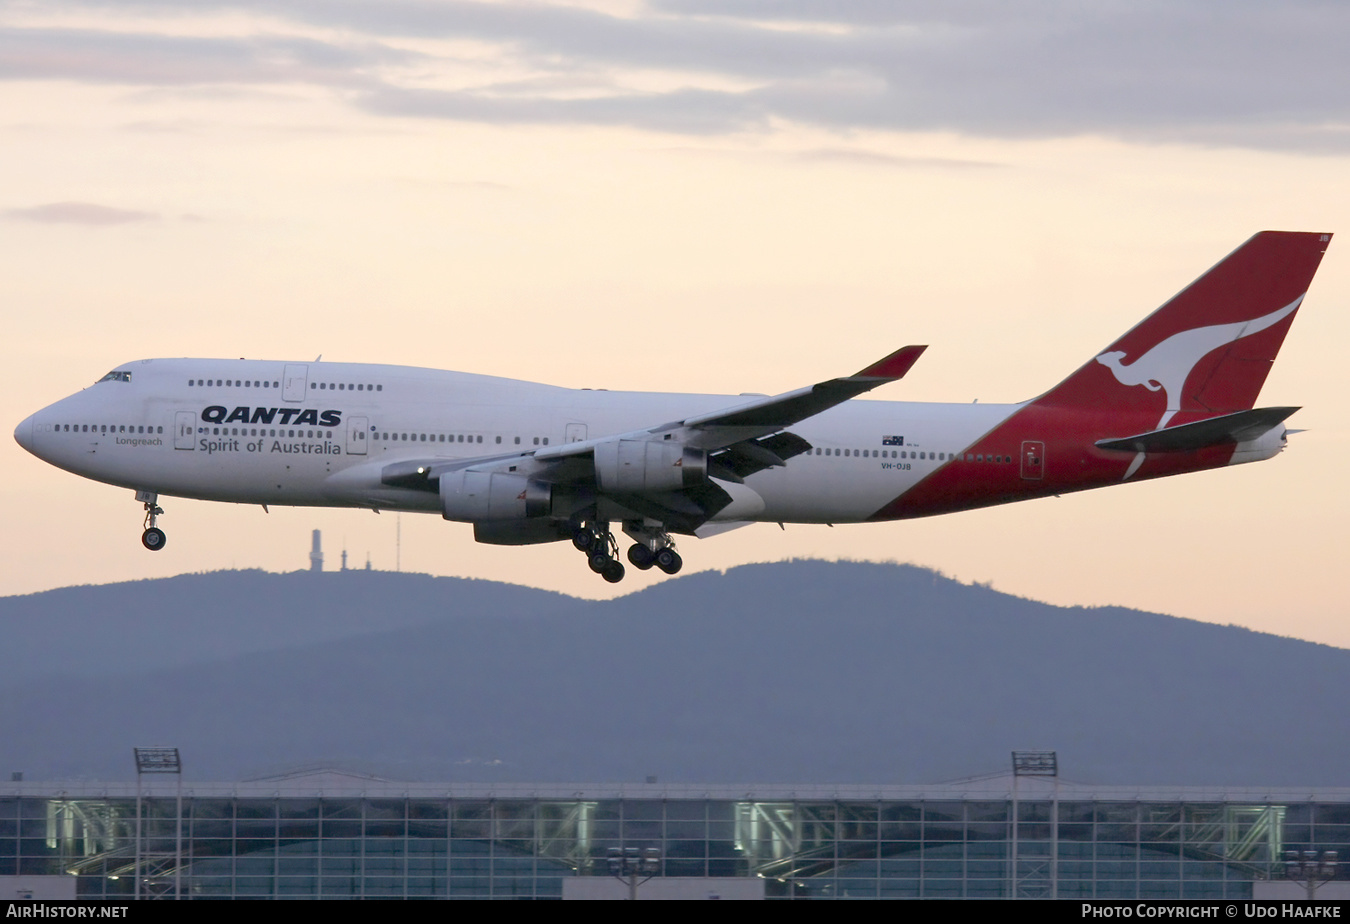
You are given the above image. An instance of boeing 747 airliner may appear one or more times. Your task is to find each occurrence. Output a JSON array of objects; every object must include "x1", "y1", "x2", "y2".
[{"x1": 14, "y1": 231, "x2": 1330, "y2": 582}]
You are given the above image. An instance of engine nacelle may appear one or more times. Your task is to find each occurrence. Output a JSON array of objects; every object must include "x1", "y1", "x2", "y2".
[
  {"x1": 473, "y1": 519, "x2": 572, "y2": 545},
  {"x1": 594, "y1": 439, "x2": 707, "y2": 493},
  {"x1": 440, "y1": 470, "x2": 552, "y2": 522}
]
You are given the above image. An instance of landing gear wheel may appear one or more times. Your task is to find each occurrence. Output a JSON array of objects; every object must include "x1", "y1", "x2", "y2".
[
  {"x1": 572, "y1": 528, "x2": 595, "y2": 552},
  {"x1": 654, "y1": 548, "x2": 682, "y2": 575},
  {"x1": 589, "y1": 550, "x2": 611, "y2": 574},
  {"x1": 138, "y1": 492, "x2": 166, "y2": 551},
  {"x1": 601, "y1": 559, "x2": 626, "y2": 583},
  {"x1": 627, "y1": 544, "x2": 655, "y2": 570}
]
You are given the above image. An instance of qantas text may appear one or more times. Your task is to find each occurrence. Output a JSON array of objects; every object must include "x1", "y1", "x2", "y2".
[{"x1": 200, "y1": 406, "x2": 341, "y2": 427}]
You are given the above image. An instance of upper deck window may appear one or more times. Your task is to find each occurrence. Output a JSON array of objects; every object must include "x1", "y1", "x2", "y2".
[{"x1": 96, "y1": 371, "x2": 131, "y2": 384}]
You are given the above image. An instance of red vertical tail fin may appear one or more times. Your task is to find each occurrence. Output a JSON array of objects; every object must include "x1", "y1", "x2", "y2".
[{"x1": 1033, "y1": 231, "x2": 1331, "y2": 427}]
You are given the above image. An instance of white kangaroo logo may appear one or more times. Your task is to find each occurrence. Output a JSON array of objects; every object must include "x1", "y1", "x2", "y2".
[{"x1": 1095, "y1": 294, "x2": 1303, "y2": 478}]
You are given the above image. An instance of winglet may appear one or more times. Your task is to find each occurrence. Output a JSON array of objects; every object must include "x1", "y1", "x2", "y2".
[{"x1": 854, "y1": 345, "x2": 927, "y2": 379}]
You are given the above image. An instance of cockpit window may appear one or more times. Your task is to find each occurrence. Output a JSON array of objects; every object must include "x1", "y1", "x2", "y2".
[{"x1": 96, "y1": 371, "x2": 132, "y2": 384}]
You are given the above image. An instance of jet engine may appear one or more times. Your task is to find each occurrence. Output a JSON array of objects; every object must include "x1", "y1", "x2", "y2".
[
  {"x1": 594, "y1": 439, "x2": 707, "y2": 493},
  {"x1": 440, "y1": 470, "x2": 552, "y2": 522}
]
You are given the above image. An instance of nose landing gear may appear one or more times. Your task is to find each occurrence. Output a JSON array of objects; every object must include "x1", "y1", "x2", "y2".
[{"x1": 137, "y1": 491, "x2": 166, "y2": 551}]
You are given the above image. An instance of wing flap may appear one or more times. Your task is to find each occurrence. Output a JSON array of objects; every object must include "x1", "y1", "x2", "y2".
[{"x1": 711, "y1": 432, "x2": 814, "y2": 480}]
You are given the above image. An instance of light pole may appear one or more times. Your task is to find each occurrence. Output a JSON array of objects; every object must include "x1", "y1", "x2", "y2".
[
  {"x1": 1285, "y1": 849, "x2": 1338, "y2": 900},
  {"x1": 133, "y1": 747, "x2": 182, "y2": 900},
  {"x1": 1011, "y1": 750, "x2": 1058, "y2": 900},
  {"x1": 607, "y1": 847, "x2": 660, "y2": 900}
]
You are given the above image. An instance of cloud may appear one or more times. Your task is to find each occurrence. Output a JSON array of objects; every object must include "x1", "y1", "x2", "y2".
[
  {"x1": 2, "y1": 1, "x2": 1349, "y2": 152},
  {"x1": 3, "y1": 202, "x2": 158, "y2": 226},
  {"x1": 0, "y1": 26, "x2": 409, "y2": 87},
  {"x1": 791, "y1": 148, "x2": 1002, "y2": 170},
  {"x1": 358, "y1": 84, "x2": 769, "y2": 135}
]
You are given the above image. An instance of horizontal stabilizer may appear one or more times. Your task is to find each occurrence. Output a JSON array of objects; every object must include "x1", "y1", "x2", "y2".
[{"x1": 1095, "y1": 407, "x2": 1299, "y2": 453}]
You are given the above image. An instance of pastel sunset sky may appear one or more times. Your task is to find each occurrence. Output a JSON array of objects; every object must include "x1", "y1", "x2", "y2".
[{"x1": 4, "y1": 1, "x2": 1348, "y2": 645}]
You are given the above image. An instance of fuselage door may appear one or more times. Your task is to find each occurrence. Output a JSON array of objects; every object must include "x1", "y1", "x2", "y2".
[
  {"x1": 1020, "y1": 440, "x2": 1045, "y2": 480},
  {"x1": 347, "y1": 416, "x2": 369, "y2": 455},
  {"x1": 565, "y1": 423, "x2": 587, "y2": 443},
  {"x1": 174, "y1": 411, "x2": 196, "y2": 450},
  {"x1": 282, "y1": 364, "x2": 308, "y2": 402}
]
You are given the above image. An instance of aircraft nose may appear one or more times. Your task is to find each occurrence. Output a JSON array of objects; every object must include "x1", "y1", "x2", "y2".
[{"x1": 14, "y1": 414, "x2": 35, "y2": 454}]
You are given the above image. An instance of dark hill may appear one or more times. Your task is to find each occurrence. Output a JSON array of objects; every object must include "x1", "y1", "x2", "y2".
[{"x1": 1, "y1": 561, "x2": 1344, "y2": 785}]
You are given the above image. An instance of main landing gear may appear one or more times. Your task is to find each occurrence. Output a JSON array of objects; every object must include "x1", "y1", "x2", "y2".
[
  {"x1": 571, "y1": 520, "x2": 683, "y2": 583},
  {"x1": 626, "y1": 542, "x2": 682, "y2": 575},
  {"x1": 572, "y1": 523, "x2": 625, "y2": 584},
  {"x1": 137, "y1": 490, "x2": 166, "y2": 551}
]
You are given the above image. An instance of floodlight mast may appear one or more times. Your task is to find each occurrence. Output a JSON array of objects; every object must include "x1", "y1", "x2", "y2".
[
  {"x1": 133, "y1": 747, "x2": 182, "y2": 901},
  {"x1": 1011, "y1": 750, "x2": 1059, "y2": 901},
  {"x1": 607, "y1": 846, "x2": 660, "y2": 900},
  {"x1": 1285, "y1": 849, "x2": 1338, "y2": 900}
]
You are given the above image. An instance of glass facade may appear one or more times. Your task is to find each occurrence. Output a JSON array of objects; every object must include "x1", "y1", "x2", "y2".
[{"x1": 4, "y1": 777, "x2": 1348, "y2": 899}]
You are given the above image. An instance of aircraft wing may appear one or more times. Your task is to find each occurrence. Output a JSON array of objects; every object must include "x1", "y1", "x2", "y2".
[
  {"x1": 535, "y1": 344, "x2": 928, "y2": 458},
  {"x1": 680, "y1": 345, "x2": 928, "y2": 430},
  {"x1": 378, "y1": 344, "x2": 926, "y2": 531}
]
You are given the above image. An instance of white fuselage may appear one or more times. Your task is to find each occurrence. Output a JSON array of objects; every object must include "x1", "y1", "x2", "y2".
[{"x1": 16, "y1": 358, "x2": 1020, "y2": 525}]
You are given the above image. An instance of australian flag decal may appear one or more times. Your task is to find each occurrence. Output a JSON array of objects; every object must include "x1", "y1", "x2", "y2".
[{"x1": 882, "y1": 435, "x2": 905, "y2": 446}]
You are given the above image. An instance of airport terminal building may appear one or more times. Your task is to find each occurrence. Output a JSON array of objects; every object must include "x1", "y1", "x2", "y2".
[{"x1": 4, "y1": 765, "x2": 1349, "y2": 900}]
